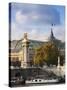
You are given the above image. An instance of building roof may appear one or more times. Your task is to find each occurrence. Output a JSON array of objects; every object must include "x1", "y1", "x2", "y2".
[
  {"x1": 9, "y1": 31, "x2": 65, "y2": 53},
  {"x1": 9, "y1": 39, "x2": 46, "y2": 53}
]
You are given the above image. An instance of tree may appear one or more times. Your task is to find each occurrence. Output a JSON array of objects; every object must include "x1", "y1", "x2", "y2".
[
  {"x1": 34, "y1": 42, "x2": 60, "y2": 66},
  {"x1": 34, "y1": 47, "x2": 45, "y2": 67},
  {"x1": 44, "y1": 42, "x2": 59, "y2": 66}
]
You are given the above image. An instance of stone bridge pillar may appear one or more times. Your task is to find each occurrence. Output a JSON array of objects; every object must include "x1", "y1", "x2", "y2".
[{"x1": 21, "y1": 33, "x2": 30, "y2": 68}]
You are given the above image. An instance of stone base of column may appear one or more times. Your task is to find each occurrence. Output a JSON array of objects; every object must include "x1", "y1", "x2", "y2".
[{"x1": 21, "y1": 61, "x2": 30, "y2": 68}]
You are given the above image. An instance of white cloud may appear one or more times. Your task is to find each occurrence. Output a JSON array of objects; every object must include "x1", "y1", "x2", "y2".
[
  {"x1": 11, "y1": 22, "x2": 24, "y2": 40},
  {"x1": 15, "y1": 11, "x2": 28, "y2": 24},
  {"x1": 11, "y1": 22, "x2": 65, "y2": 42},
  {"x1": 52, "y1": 25, "x2": 65, "y2": 42},
  {"x1": 32, "y1": 15, "x2": 39, "y2": 20},
  {"x1": 15, "y1": 11, "x2": 40, "y2": 25},
  {"x1": 30, "y1": 12, "x2": 39, "y2": 20},
  {"x1": 11, "y1": 4, "x2": 65, "y2": 42},
  {"x1": 11, "y1": 22, "x2": 16, "y2": 35},
  {"x1": 28, "y1": 29, "x2": 48, "y2": 41},
  {"x1": 30, "y1": 29, "x2": 37, "y2": 35}
]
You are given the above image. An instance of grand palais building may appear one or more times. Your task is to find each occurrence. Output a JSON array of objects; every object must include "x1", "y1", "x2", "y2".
[{"x1": 9, "y1": 30, "x2": 65, "y2": 68}]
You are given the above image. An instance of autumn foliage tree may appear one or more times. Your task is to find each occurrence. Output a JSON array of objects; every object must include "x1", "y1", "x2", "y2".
[
  {"x1": 44, "y1": 42, "x2": 59, "y2": 66},
  {"x1": 34, "y1": 46, "x2": 45, "y2": 67},
  {"x1": 34, "y1": 42, "x2": 59, "y2": 66}
]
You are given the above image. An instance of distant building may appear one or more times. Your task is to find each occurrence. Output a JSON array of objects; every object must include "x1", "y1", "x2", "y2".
[{"x1": 9, "y1": 30, "x2": 65, "y2": 68}]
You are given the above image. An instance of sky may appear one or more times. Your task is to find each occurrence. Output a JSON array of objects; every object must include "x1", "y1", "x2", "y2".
[{"x1": 10, "y1": 3, "x2": 65, "y2": 42}]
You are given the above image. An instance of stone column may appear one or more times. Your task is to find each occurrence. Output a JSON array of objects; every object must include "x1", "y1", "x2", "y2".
[
  {"x1": 21, "y1": 33, "x2": 30, "y2": 68},
  {"x1": 57, "y1": 56, "x2": 60, "y2": 68},
  {"x1": 57, "y1": 56, "x2": 61, "y2": 76}
]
